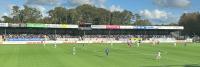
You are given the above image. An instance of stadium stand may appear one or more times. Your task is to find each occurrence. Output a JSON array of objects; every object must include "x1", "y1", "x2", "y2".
[{"x1": 0, "y1": 23, "x2": 191, "y2": 44}]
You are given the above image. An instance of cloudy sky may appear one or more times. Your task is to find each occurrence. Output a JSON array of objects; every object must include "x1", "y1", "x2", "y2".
[{"x1": 0, "y1": 0, "x2": 200, "y2": 24}]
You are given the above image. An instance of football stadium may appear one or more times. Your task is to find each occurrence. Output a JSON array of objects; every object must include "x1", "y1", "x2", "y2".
[{"x1": 0, "y1": 0, "x2": 200, "y2": 67}]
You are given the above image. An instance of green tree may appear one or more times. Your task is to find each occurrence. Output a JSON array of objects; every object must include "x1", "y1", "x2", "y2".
[
  {"x1": 179, "y1": 12, "x2": 200, "y2": 36},
  {"x1": 48, "y1": 7, "x2": 67, "y2": 24},
  {"x1": 2, "y1": 4, "x2": 137, "y2": 25},
  {"x1": 2, "y1": 6, "x2": 21, "y2": 23},
  {"x1": 168, "y1": 23, "x2": 178, "y2": 26},
  {"x1": 120, "y1": 10, "x2": 133, "y2": 25},
  {"x1": 110, "y1": 11, "x2": 121, "y2": 25},
  {"x1": 76, "y1": 4, "x2": 97, "y2": 24},
  {"x1": 11, "y1": 6, "x2": 20, "y2": 23},
  {"x1": 133, "y1": 19, "x2": 152, "y2": 26},
  {"x1": 95, "y1": 8, "x2": 110, "y2": 25},
  {"x1": 46, "y1": 4, "x2": 135, "y2": 25},
  {"x1": 2, "y1": 16, "x2": 13, "y2": 23},
  {"x1": 20, "y1": 5, "x2": 42, "y2": 23},
  {"x1": 66, "y1": 9, "x2": 79, "y2": 24}
]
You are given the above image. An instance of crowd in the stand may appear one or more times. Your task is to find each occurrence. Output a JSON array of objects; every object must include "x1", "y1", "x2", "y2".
[
  {"x1": 2, "y1": 34, "x2": 174, "y2": 41},
  {"x1": 84, "y1": 35, "x2": 173, "y2": 38},
  {"x1": 4, "y1": 34, "x2": 44, "y2": 39}
]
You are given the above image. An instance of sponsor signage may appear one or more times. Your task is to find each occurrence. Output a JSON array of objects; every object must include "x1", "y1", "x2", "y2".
[
  {"x1": 46, "y1": 24, "x2": 78, "y2": 28},
  {"x1": 8, "y1": 23, "x2": 20, "y2": 27},
  {"x1": 61, "y1": 24, "x2": 68, "y2": 28},
  {"x1": 0, "y1": 23, "x2": 184, "y2": 30},
  {"x1": 106, "y1": 25, "x2": 120, "y2": 29},
  {"x1": 46, "y1": 24, "x2": 55, "y2": 28},
  {"x1": 120, "y1": 26, "x2": 133, "y2": 29},
  {"x1": 132, "y1": 26, "x2": 183, "y2": 30},
  {"x1": 27, "y1": 23, "x2": 47, "y2": 28},
  {"x1": 156, "y1": 26, "x2": 184, "y2": 30},
  {"x1": 68, "y1": 25, "x2": 78, "y2": 28},
  {"x1": 19, "y1": 23, "x2": 27, "y2": 27},
  {"x1": 0, "y1": 23, "x2": 8, "y2": 27},
  {"x1": 91, "y1": 25, "x2": 106, "y2": 29}
]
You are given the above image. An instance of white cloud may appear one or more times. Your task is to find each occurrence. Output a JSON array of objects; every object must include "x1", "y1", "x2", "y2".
[
  {"x1": 66, "y1": 0, "x2": 107, "y2": 8},
  {"x1": 0, "y1": 4, "x2": 16, "y2": 18},
  {"x1": 24, "y1": 0, "x2": 108, "y2": 9},
  {"x1": 139, "y1": 9, "x2": 179, "y2": 24},
  {"x1": 67, "y1": 0, "x2": 93, "y2": 6},
  {"x1": 3, "y1": 13, "x2": 9, "y2": 16},
  {"x1": 25, "y1": 0, "x2": 59, "y2": 5},
  {"x1": 109, "y1": 5, "x2": 124, "y2": 12},
  {"x1": 98, "y1": 0, "x2": 106, "y2": 8},
  {"x1": 154, "y1": 0, "x2": 191, "y2": 8},
  {"x1": 7, "y1": 4, "x2": 25, "y2": 17},
  {"x1": 8, "y1": 4, "x2": 20, "y2": 15},
  {"x1": 140, "y1": 9, "x2": 168, "y2": 19}
]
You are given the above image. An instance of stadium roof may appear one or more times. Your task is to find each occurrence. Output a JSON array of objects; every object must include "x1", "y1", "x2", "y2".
[{"x1": 0, "y1": 23, "x2": 183, "y2": 30}]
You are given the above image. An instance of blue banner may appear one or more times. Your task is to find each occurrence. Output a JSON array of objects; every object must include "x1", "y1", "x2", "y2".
[
  {"x1": 133, "y1": 26, "x2": 157, "y2": 29},
  {"x1": 7, "y1": 38, "x2": 45, "y2": 41}
]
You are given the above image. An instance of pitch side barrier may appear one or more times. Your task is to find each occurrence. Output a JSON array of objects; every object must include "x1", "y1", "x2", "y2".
[
  {"x1": 2, "y1": 40, "x2": 192, "y2": 44},
  {"x1": 3, "y1": 41, "x2": 123, "y2": 44}
]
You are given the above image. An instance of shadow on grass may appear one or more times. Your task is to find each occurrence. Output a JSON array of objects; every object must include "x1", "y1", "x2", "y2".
[{"x1": 143, "y1": 64, "x2": 200, "y2": 67}]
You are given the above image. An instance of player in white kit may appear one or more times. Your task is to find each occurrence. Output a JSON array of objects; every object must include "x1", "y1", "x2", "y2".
[
  {"x1": 136, "y1": 40, "x2": 141, "y2": 47},
  {"x1": 174, "y1": 42, "x2": 177, "y2": 47},
  {"x1": 73, "y1": 47, "x2": 76, "y2": 55},
  {"x1": 156, "y1": 50, "x2": 161, "y2": 60},
  {"x1": 54, "y1": 44, "x2": 57, "y2": 48}
]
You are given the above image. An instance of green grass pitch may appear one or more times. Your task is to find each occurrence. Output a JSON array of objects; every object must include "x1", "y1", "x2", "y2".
[{"x1": 0, "y1": 43, "x2": 200, "y2": 67}]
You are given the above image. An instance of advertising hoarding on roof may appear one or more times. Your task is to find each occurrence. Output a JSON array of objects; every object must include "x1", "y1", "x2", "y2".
[
  {"x1": 46, "y1": 24, "x2": 78, "y2": 28},
  {"x1": 8, "y1": 23, "x2": 20, "y2": 27},
  {"x1": 19, "y1": 23, "x2": 27, "y2": 27},
  {"x1": 91, "y1": 25, "x2": 106, "y2": 29},
  {"x1": 91, "y1": 25, "x2": 183, "y2": 30},
  {"x1": 133, "y1": 26, "x2": 158, "y2": 29},
  {"x1": 61, "y1": 24, "x2": 68, "y2": 28},
  {"x1": 120, "y1": 26, "x2": 133, "y2": 29},
  {"x1": 0, "y1": 23, "x2": 8, "y2": 27},
  {"x1": 133, "y1": 26, "x2": 145, "y2": 29},
  {"x1": 132, "y1": 26, "x2": 184, "y2": 30},
  {"x1": 156, "y1": 26, "x2": 184, "y2": 30},
  {"x1": 176, "y1": 26, "x2": 184, "y2": 29},
  {"x1": 68, "y1": 25, "x2": 78, "y2": 28},
  {"x1": 106, "y1": 25, "x2": 120, "y2": 29},
  {"x1": 27, "y1": 23, "x2": 47, "y2": 28},
  {"x1": 0, "y1": 23, "x2": 184, "y2": 30},
  {"x1": 46, "y1": 24, "x2": 53, "y2": 28}
]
